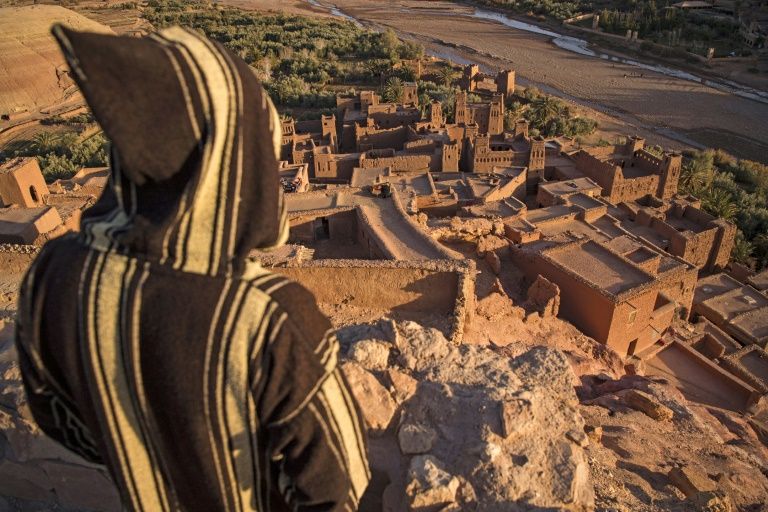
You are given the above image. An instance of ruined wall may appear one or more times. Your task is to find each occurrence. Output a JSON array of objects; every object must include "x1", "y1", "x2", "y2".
[
  {"x1": 681, "y1": 228, "x2": 718, "y2": 269},
  {"x1": 360, "y1": 154, "x2": 437, "y2": 172},
  {"x1": 369, "y1": 111, "x2": 421, "y2": 129},
  {"x1": 658, "y1": 265, "x2": 698, "y2": 319},
  {"x1": 355, "y1": 208, "x2": 390, "y2": 259},
  {"x1": 710, "y1": 220, "x2": 737, "y2": 271},
  {"x1": 356, "y1": 124, "x2": 408, "y2": 152},
  {"x1": 609, "y1": 174, "x2": 659, "y2": 204},
  {"x1": 0, "y1": 245, "x2": 37, "y2": 272},
  {"x1": 572, "y1": 151, "x2": 618, "y2": 194},
  {"x1": 314, "y1": 153, "x2": 360, "y2": 181},
  {"x1": 271, "y1": 259, "x2": 476, "y2": 342},
  {"x1": 275, "y1": 266, "x2": 458, "y2": 312},
  {"x1": 289, "y1": 209, "x2": 359, "y2": 245}
]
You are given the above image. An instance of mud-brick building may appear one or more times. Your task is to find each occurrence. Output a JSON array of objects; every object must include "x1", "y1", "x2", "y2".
[
  {"x1": 460, "y1": 64, "x2": 515, "y2": 98},
  {"x1": 629, "y1": 198, "x2": 737, "y2": 272},
  {"x1": 511, "y1": 238, "x2": 697, "y2": 357},
  {"x1": 0, "y1": 158, "x2": 64, "y2": 244},
  {"x1": 694, "y1": 273, "x2": 768, "y2": 348},
  {"x1": 0, "y1": 157, "x2": 49, "y2": 208},
  {"x1": 455, "y1": 91, "x2": 505, "y2": 136},
  {"x1": 568, "y1": 136, "x2": 681, "y2": 204},
  {"x1": 467, "y1": 133, "x2": 546, "y2": 193}
]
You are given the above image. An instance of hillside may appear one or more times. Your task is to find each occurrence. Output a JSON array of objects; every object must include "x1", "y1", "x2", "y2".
[{"x1": 0, "y1": 5, "x2": 113, "y2": 116}]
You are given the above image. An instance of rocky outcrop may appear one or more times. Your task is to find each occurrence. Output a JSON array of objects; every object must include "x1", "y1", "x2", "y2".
[{"x1": 336, "y1": 319, "x2": 595, "y2": 511}]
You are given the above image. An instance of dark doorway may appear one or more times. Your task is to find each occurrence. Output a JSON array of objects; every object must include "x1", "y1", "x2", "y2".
[
  {"x1": 627, "y1": 339, "x2": 638, "y2": 357},
  {"x1": 314, "y1": 217, "x2": 330, "y2": 240}
]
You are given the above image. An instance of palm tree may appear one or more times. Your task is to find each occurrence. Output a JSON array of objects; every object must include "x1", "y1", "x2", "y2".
[
  {"x1": 528, "y1": 96, "x2": 566, "y2": 128},
  {"x1": 753, "y1": 233, "x2": 768, "y2": 269},
  {"x1": 731, "y1": 235, "x2": 753, "y2": 265},
  {"x1": 30, "y1": 131, "x2": 60, "y2": 155},
  {"x1": 437, "y1": 65, "x2": 457, "y2": 87},
  {"x1": 701, "y1": 188, "x2": 737, "y2": 220},
  {"x1": 382, "y1": 76, "x2": 404, "y2": 103},
  {"x1": 679, "y1": 151, "x2": 715, "y2": 194}
]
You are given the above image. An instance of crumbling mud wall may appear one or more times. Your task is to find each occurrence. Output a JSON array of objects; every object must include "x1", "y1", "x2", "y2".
[{"x1": 272, "y1": 259, "x2": 475, "y2": 343}]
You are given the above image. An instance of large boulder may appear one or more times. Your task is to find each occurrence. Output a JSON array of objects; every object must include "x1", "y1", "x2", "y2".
[{"x1": 342, "y1": 319, "x2": 595, "y2": 511}]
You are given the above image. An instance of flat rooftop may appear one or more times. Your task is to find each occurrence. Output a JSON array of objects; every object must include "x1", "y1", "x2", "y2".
[
  {"x1": 0, "y1": 206, "x2": 50, "y2": 224},
  {"x1": 526, "y1": 204, "x2": 574, "y2": 224},
  {"x1": 547, "y1": 240, "x2": 653, "y2": 295},
  {"x1": 567, "y1": 193, "x2": 604, "y2": 210},
  {"x1": 665, "y1": 215, "x2": 708, "y2": 234},
  {"x1": 287, "y1": 192, "x2": 347, "y2": 212},
  {"x1": 464, "y1": 199, "x2": 523, "y2": 218},
  {"x1": 700, "y1": 286, "x2": 768, "y2": 320},
  {"x1": 350, "y1": 167, "x2": 387, "y2": 188},
  {"x1": 0, "y1": 157, "x2": 34, "y2": 175},
  {"x1": 695, "y1": 273, "x2": 742, "y2": 304},
  {"x1": 71, "y1": 167, "x2": 109, "y2": 189},
  {"x1": 537, "y1": 217, "x2": 611, "y2": 243},
  {"x1": 748, "y1": 269, "x2": 768, "y2": 292},
  {"x1": 730, "y1": 307, "x2": 768, "y2": 342},
  {"x1": 539, "y1": 177, "x2": 601, "y2": 196}
]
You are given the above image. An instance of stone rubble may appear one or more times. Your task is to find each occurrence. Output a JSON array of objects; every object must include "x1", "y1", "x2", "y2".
[{"x1": 336, "y1": 318, "x2": 596, "y2": 511}]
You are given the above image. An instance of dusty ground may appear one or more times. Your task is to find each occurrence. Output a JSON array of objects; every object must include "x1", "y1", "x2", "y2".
[{"x1": 226, "y1": 0, "x2": 768, "y2": 162}]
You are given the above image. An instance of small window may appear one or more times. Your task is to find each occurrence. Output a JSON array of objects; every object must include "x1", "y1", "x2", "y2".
[
  {"x1": 29, "y1": 186, "x2": 39, "y2": 203},
  {"x1": 628, "y1": 309, "x2": 637, "y2": 324}
]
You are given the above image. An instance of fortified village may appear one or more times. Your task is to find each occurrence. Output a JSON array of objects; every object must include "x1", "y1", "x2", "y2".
[{"x1": 2, "y1": 58, "x2": 768, "y2": 510}]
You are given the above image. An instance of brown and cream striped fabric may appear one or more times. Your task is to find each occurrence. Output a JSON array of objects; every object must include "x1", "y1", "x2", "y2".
[{"x1": 15, "y1": 25, "x2": 369, "y2": 511}]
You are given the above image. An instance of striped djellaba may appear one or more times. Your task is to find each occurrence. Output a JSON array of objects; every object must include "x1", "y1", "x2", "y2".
[{"x1": 15, "y1": 25, "x2": 370, "y2": 511}]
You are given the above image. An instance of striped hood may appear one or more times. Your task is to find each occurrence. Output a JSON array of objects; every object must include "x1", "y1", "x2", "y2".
[{"x1": 52, "y1": 25, "x2": 288, "y2": 276}]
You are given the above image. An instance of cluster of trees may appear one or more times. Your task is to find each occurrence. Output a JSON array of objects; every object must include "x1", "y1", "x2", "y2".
[
  {"x1": 598, "y1": 4, "x2": 684, "y2": 38},
  {"x1": 40, "y1": 112, "x2": 95, "y2": 126},
  {"x1": 473, "y1": 0, "x2": 587, "y2": 21},
  {"x1": 9, "y1": 132, "x2": 109, "y2": 182},
  {"x1": 679, "y1": 149, "x2": 768, "y2": 269},
  {"x1": 474, "y1": 0, "x2": 748, "y2": 54},
  {"x1": 144, "y1": 1, "x2": 423, "y2": 107},
  {"x1": 513, "y1": 87, "x2": 598, "y2": 138},
  {"x1": 598, "y1": 4, "x2": 743, "y2": 54}
]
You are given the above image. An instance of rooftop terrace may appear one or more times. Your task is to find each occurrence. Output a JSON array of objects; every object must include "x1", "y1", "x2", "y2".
[{"x1": 546, "y1": 240, "x2": 653, "y2": 296}]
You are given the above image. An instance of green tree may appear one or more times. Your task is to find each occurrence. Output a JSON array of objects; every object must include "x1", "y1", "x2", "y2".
[
  {"x1": 680, "y1": 150, "x2": 715, "y2": 193},
  {"x1": 37, "y1": 153, "x2": 77, "y2": 181},
  {"x1": 30, "y1": 132, "x2": 60, "y2": 155},
  {"x1": 731, "y1": 232, "x2": 753, "y2": 265},
  {"x1": 754, "y1": 233, "x2": 768, "y2": 268},
  {"x1": 526, "y1": 95, "x2": 569, "y2": 136},
  {"x1": 382, "y1": 76, "x2": 403, "y2": 103},
  {"x1": 379, "y1": 29, "x2": 400, "y2": 61},
  {"x1": 701, "y1": 188, "x2": 737, "y2": 220},
  {"x1": 436, "y1": 65, "x2": 457, "y2": 87}
]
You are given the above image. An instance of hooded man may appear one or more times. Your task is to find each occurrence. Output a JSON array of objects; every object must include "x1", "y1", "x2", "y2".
[{"x1": 15, "y1": 24, "x2": 370, "y2": 511}]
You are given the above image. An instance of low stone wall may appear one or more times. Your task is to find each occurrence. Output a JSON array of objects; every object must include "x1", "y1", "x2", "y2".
[{"x1": 272, "y1": 259, "x2": 475, "y2": 343}]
